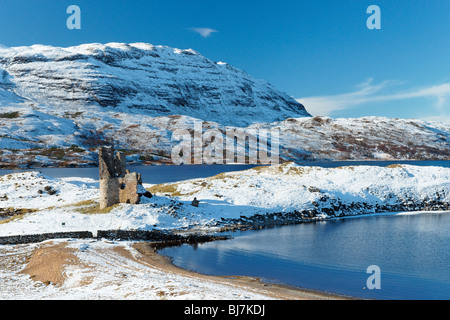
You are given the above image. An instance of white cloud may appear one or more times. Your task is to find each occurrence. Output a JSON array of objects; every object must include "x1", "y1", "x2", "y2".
[
  {"x1": 297, "y1": 79, "x2": 450, "y2": 123},
  {"x1": 190, "y1": 27, "x2": 218, "y2": 38},
  {"x1": 297, "y1": 79, "x2": 391, "y2": 116},
  {"x1": 421, "y1": 114, "x2": 450, "y2": 124}
]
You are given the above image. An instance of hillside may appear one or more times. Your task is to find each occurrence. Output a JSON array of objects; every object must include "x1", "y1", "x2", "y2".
[
  {"x1": 0, "y1": 108, "x2": 449, "y2": 168},
  {"x1": 0, "y1": 42, "x2": 449, "y2": 167},
  {"x1": 0, "y1": 42, "x2": 309, "y2": 126}
]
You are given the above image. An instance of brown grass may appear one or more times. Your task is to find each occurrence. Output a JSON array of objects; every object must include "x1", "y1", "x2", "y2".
[
  {"x1": 386, "y1": 164, "x2": 404, "y2": 168},
  {"x1": 70, "y1": 199, "x2": 119, "y2": 214},
  {"x1": 147, "y1": 183, "x2": 181, "y2": 196},
  {"x1": 0, "y1": 208, "x2": 38, "y2": 224},
  {"x1": 0, "y1": 111, "x2": 20, "y2": 119}
]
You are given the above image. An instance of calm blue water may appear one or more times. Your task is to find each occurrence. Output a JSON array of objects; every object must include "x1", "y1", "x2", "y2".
[
  {"x1": 1, "y1": 160, "x2": 450, "y2": 184},
  {"x1": 160, "y1": 212, "x2": 450, "y2": 300},
  {"x1": 0, "y1": 164, "x2": 259, "y2": 184}
]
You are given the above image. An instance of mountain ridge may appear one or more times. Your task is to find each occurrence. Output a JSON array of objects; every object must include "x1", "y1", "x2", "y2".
[
  {"x1": 0, "y1": 42, "x2": 449, "y2": 167},
  {"x1": 0, "y1": 42, "x2": 310, "y2": 127}
]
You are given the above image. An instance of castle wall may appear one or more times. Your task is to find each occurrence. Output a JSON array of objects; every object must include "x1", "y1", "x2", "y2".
[
  {"x1": 119, "y1": 172, "x2": 142, "y2": 205},
  {"x1": 100, "y1": 177, "x2": 120, "y2": 209},
  {"x1": 99, "y1": 147, "x2": 143, "y2": 209}
]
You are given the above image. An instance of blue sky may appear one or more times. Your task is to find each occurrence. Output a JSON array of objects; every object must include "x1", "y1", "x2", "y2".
[{"x1": 1, "y1": 0, "x2": 450, "y2": 122}]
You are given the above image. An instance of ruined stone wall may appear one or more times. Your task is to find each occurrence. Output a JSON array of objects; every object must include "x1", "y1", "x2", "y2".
[
  {"x1": 99, "y1": 147, "x2": 144, "y2": 209},
  {"x1": 99, "y1": 147, "x2": 126, "y2": 178},
  {"x1": 99, "y1": 177, "x2": 120, "y2": 209},
  {"x1": 119, "y1": 171, "x2": 142, "y2": 205},
  {"x1": 0, "y1": 231, "x2": 94, "y2": 245},
  {"x1": 0, "y1": 230, "x2": 228, "y2": 245}
]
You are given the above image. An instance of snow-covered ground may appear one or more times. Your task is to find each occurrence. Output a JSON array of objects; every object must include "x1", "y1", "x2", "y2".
[
  {"x1": 1, "y1": 163, "x2": 449, "y2": 237},
  {"x1": 0, "y1": 239, "x2": 275, "y2": 300},
  {"x1": 0, "y1": 171, "x2": 98, "y2": 209},
  {"x1": 0, "y1": 170, "x2": 219, "y2": 236}
]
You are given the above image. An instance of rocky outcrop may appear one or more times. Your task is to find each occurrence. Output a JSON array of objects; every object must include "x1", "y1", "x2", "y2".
[{"x1": 219, "y1": 196, "x2": 450, "y2": 231}]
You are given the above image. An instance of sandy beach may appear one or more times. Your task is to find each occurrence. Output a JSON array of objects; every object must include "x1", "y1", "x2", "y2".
[
  {"x1": 133, "y1": 242, "x2": 349, "y2": 300},
  {"x1": 0, "y1": 239, "x2": 349, "y2": 300}
]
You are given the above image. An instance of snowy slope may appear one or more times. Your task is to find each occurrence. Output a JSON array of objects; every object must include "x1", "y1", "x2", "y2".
[
  {"x1": 256, "y1": 116, "x2": 450, "y2": 161},
  {"x1": 148, "y1": 162, "x2": 450, "y2": 222},
  {"x1": 0, "y1": 42, "x2": 309, "y2": 127},
  {"x1": 1, "y1": 105, "x2": 449, "y2": 168},
  {"x1": 1, "y1": 163, "x2": 449, "y2": 236}
]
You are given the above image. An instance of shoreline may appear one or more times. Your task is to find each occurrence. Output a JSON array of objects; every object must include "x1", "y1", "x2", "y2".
[
  {"x1": 3, "y1": 210, "x2": 449, "y2": 299},
  {"x1": 145, "y1": 209, "x2": 450, "y2": 300},
  {"x1": 133, "y1": 241, "x2": 352, "y2": 300},
  {"x1": 1, "y1": 163, "x2": 449, "y2": 299},
  {"x1": 0, "y1": 238, "x2": 351, "y2": 300}
]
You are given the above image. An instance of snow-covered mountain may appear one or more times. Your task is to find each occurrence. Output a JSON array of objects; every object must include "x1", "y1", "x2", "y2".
[
  {"x1": 0, "y1": 42, "x2": 449, "y2": 167},
  {"x1": 0, "y1": 42, "x2": 309, "y2": 126}
]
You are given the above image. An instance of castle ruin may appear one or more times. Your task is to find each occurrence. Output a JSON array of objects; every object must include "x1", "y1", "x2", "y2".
[{"x1": 99, "y1": 147, "x2": 149, "y2": 209}]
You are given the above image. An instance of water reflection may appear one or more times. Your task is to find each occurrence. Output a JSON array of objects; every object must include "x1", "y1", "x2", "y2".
[{"x1": 160, "y1": 212, "x2": 450, "y2": 299}]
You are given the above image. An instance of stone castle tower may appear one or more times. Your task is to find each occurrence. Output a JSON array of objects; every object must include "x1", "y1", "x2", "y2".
[{"x1": 99, "y1": 147, "x2": 146, "y2": 209}]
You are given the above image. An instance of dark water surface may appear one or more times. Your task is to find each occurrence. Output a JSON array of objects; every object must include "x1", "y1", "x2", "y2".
[
  {"x1": 0, "y1": 164, "x2": 259, "y2": 184},
  {"x1": 160, "y1": 212, "x2": 450, "y2": 300},
  {"x1": 2, "y1": 160, "x2": 450, "y2": 184}
]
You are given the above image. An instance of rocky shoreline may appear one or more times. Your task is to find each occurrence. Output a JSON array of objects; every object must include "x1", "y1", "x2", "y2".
[
  {"x1": 216, "y1": 197, "x2": 450, "y2": 231},
  {"x1": 2, "y1": 204, "x2": 448, "y2": 245},
  {"x1": 1, "y1": 204, "x2": 448, "y2": 245}
]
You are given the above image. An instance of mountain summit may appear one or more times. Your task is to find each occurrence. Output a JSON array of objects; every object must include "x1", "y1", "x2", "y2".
[
  {"x1": 0, "y1": 42, "x2": 310, "y2": 126},
  {"x1": 0, "y1": 43, "x2": 449, "y2": 167}
]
